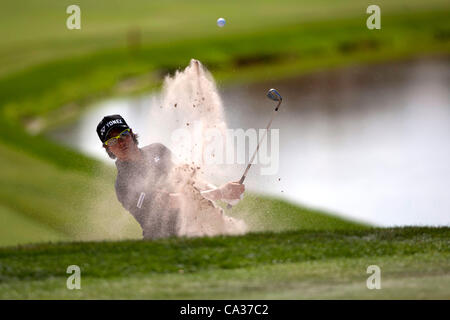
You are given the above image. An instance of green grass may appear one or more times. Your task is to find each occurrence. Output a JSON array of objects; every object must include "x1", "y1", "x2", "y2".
[
  {"x1": 3, "y1": 255, "x2": 446, "y2": 299},
  {"x1": 0, "y1": 227, "x2": 448, "y2": 299},
  {"x1": 230, "y1": 194, "x2": 368, "y2": 232},
  {"x1": 0, "y1": 204, "x2": 67, "y2": 247},
  {"x1": 0, "y1": 142, "x2": 143, "y2": 246},
  {"x1": 1, "y1": 0, "x2": 447, "y2": 76}
]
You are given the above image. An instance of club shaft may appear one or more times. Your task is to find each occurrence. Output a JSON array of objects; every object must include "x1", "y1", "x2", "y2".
[
  {"x1": 227, "y1": 95, "x2": 282, "y2": 209},
  {"x1": 238, "y1": 99, "x2": 282, "y2": 184}
]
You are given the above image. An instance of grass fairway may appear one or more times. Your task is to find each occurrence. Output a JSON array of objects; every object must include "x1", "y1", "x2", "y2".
[{"x1": 0, "y1": 227, "x2": 448, "y2": 299}]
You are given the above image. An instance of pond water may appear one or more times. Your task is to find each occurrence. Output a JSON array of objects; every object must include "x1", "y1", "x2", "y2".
[{"x1": 48, "y1": 57, "x2": 450, "y2": 226}]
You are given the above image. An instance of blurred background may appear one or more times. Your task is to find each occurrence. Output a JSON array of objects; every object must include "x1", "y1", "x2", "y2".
[{"x1": 0, "y1": 0, "x2": 449, "y2": 246}]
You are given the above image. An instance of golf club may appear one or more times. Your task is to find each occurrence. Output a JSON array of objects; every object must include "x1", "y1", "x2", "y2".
[{"x1": 227, "y1": 88, "x2": 283, "y2": 209}]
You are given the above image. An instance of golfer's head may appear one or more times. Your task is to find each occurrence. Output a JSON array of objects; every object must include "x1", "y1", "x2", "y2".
[{"x1": 96, "y1": 114, "x2": 139, "y2": 160}]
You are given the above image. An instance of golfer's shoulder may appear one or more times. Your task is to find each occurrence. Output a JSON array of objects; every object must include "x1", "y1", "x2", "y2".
[{"x1": 141, "y1": 143, "x2": 171, "y2": 157}]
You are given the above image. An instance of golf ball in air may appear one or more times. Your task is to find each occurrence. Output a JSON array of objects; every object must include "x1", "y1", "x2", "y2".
[{"x1": 217, "y1": 18, "x2": 226, "y2": 27}]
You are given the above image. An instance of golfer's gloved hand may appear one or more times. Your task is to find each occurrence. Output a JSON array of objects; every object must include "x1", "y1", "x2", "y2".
[{"x1": 220, "y1": 182, "x2": 245, "y2": 205}]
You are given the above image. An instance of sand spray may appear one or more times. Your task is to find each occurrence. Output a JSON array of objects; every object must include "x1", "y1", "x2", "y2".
[{"x1": 160, "y1": 59, "x2": 247, "y2": 237}]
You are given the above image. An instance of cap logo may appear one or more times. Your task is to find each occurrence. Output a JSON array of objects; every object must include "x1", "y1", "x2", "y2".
[
  {"x1": 106, "y1": 119, "x2": 123, "y2": 128},
  {"x1": 100, "y1": 119, "x2": 124, "y2": 136}
]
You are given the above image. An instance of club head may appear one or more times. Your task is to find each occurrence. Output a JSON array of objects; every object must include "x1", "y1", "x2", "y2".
[{"x1": 267, "y1": 88, "x2": 282, "y2": 102}]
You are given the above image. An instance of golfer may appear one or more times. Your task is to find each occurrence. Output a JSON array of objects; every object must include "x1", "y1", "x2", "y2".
[{"x1": 96, "y1": 114, "x2": 245, "y2": 239}]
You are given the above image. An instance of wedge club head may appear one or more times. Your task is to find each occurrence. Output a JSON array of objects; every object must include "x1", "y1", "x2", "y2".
[{"x1": 267, "y1": 88, "x2": 282, "y2": 102}]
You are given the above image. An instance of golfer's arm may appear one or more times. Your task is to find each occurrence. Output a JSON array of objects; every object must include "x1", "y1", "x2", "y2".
[
  {"x1": 200, "y1": 188, "x2": 222, "y2": 201},
  {"x1": 166, "y1": 187, "x2": 221, "y2": 202},
  {"x1": 165, "y1": 190, "x2": 220, "y2": 209}
]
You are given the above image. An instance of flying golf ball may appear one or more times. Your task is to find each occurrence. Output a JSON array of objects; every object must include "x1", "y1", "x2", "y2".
[{"x1": 217, "y1": 18, "x2": 226, "y2": 27}]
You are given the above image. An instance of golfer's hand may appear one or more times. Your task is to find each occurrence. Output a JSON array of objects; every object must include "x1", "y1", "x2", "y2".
[{"x1": 220, "y1": 182, "x2": 245, "y2": 201}]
